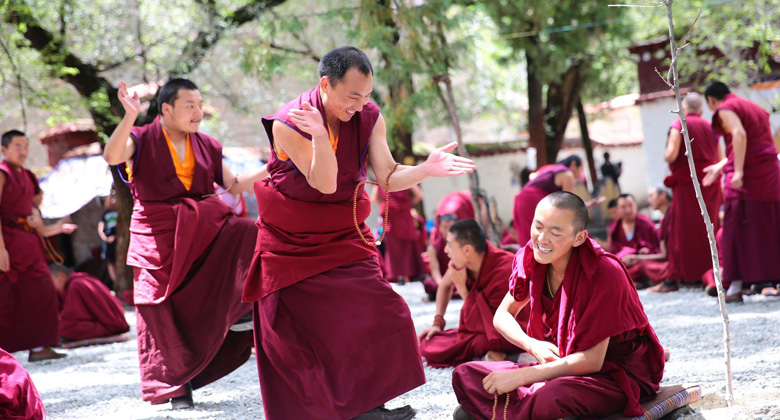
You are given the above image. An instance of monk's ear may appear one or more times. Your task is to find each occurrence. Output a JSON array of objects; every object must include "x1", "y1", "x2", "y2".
[
  {"x1": 161, "y1": 102, "x2": 171, "y2": 118},
  {"x1": 319, "y1": 76, "x2": 330, "y2": 92},
  {"x1": 572, "y1": 229, "x2": 588, "y2": 247}
]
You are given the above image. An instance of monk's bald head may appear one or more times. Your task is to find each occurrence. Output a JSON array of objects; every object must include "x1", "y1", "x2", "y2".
[
  {"x1": 539, "y1": 191, "x2": 588, "y2": 233},
  {"x1": 683, "y1": 92, "x2": 703, "y2": 114}
]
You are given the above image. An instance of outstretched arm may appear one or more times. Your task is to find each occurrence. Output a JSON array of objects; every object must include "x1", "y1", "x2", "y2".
[
  {"x1": 368, "y1": 115, "x2": 475, "y2": 192},
  {"x1": 104, "y1": 81, "x2": 140, "y2": 165},
  {"x1": 221, "y1": 162, "x2": 269, "y2": 195}
]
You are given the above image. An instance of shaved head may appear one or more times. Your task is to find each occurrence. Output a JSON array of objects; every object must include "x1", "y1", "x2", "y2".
[
  {"x1": 540, "y1": 191, "x2": 588, "y2": 233},
  {"x1": 683, "y1": 92, "x2": 703, "y2": 113}
]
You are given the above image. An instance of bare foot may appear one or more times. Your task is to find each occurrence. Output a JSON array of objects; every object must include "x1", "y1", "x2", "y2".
[
  {"x1": 483, "y1": 350, "x2": 507, "y2": 362},
  {"x1": 664, "y1": 348, "x2": 671, "y2": 362}
]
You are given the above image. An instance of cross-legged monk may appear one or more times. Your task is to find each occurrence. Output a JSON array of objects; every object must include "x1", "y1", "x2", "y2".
[
  {"x1": 242, "y1": 46, "x2": 476, "y2": 420},
  {"x1": 103, "y1": 78, "x2": 268, "y2": 408},
  {"x1": 0, "y1": 130, "x2": 66, "y2": 363},
  {"x1": 425, "y1": 191, "x2": 475, "y2": 300},
  {"x1": 452, "y1": 192, "x2": 665, "y2": 420},
  {"x1": 625, "y1": 186, "x2": 678, "y2": 291},
  {"x1": 371, "y1": 184, "x2": 427, "y2": 284},
  {"x1": 702, "y1": 81, "x2": 780, "y2": 303},
  {"x1": 609, "y1": 193, "x2": 661, "y2": 260},
  {"x1": 0, "y1": 348, "x2": 46, "y2": 419},
  {"x1": 49, "y1": 264, "x2": 130, "y2": 342},
  {"x1": 663, "y1": 92, "x2": 723, "y2": 288},
  {"x1": 419, "y1": 219, "x2": 526, "y2": 367},
  {"x1": 513, "y1": 155, "x2": 584, "y2": 246}
]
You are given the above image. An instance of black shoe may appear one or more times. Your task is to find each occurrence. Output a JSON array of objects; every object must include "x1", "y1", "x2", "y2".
[
  {"x1": 170, "y1": 382, "x2": 194, "y2": 410},
  {"x1": 352, "y1": 405, "x2": 416, "y2": 420},
  {"x1": 453, "y1": 405, "x2": 476, "y2": 420}
]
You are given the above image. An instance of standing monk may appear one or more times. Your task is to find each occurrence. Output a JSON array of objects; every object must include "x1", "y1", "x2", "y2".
[
  {"x1": 702, "y1": 81, "x2": 780, "y2": 303},
  {"x1": 0, "y1": 130, "x2": 66, "y2": 362},
  {"x1": 418, "y1": 220, "x2": 526, "y2": 367},
  {"x1": 371, "y1": 184, "x2": 427, "y2": 284},
  {"x1": 663, "y1": 92, "x2": 722, "y2": 287},
  {"x1": 103, "y1": 79, "x2": 268, "y2": 408},
  {"x1": 243, "y1": 46, "x2": 476, "y2": 420},
  {"x1": 609, "y1": 193, "x2": 661, "y2": 260},
  {"x1": 452, "y1": 192, "x2": 665, "y2": 419}
]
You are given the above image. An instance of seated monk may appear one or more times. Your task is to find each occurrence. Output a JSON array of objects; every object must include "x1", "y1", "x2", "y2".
[
  {"x1": 418, "y1": 220, "x2": 528, "y2": 367},
  {"x1": 609, "y1": 193, "x2": 661, "y2": 260},
  {"x1": 49, "y1": 264, "x2": 130, "y2": 342},
  {"x1": 452, "y1": 192, "x2": 665, "y2": 420},
  {"x1": 0, "y1": 348, "x2": 46, "y2": 420},
  {"x1": 424, "y1": 191, "x2": 475, "y2": 300}
]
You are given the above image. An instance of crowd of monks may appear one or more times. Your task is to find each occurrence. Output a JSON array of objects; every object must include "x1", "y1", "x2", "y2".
[{"x1": 1, "y1": 45, "x2": 778, "y2": 420}]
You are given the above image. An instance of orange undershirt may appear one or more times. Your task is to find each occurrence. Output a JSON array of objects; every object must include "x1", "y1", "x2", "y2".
[
  {"x1": 162, "y1": 129, "x2": 195, "y2": 190},
  {"x1": 274, "y1": 125, "x2": 339, "y2": 161}
]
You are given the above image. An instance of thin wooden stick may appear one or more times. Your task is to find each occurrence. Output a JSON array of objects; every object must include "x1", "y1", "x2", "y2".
[{"x1": 661, "y1": 0, "x2": 734, "y2": 407}]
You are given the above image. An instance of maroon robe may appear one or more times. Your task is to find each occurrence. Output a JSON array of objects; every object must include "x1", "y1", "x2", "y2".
[
  {"x1": 453, "y1": 238, "x2": 665, "y2": 419},
  {"x1": 712, "y1": 93, "x2": 780, "y2": 284},
  {"x1": 58, "y1": 272, "x2": 130, "y2": 341},
  {"x1": 627, "y1": 215, "x2": 677, "y2": 284},
  {"x1": 420, "y1": 244, "x2": 526, "y2": 367},
  {"x1": 513, "y1": 164, "x2": 569, "y2": 246},
  {"x1": 0, "y1": 160, "x2": 59, "y2": 353},
  {"x1": 244, "y1": 85, "x2": 425, "y2": 420},
  {"x1": 121, "y1": 118, "x2": 255, "y2": 404},
  {"x1": 664, "y1": 114, "x2": 722, "y2": 283},
  {"x1": 702, "y1": 228, "x2": 729, "y2": 289},
  {"x1": 0, "y1": 348, "x2": 46, "y2": 420},
  {"x1": 377, "y1": 187, "x2": 426, "y2": 280},
  {"x1": 609, "y1": 213, "x2": 661, "y2": 259}
]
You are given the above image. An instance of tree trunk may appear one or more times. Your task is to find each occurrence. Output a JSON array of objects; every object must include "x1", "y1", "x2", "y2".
[
  {"x1": 577, "y1": 99, "x2": 598, "y2": 191},
  {"x1": 544, "y1": 63, "x2": 584, "y2": 164},
  {"x1": 526, "y1": 53, "x2": 547, "y2": 167}
]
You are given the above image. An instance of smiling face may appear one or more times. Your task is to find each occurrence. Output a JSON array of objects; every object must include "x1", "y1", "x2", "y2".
[
  {"x1": 1, "y1": 135, "x2": 29, "y2": 167},
  {"x1": 162, "y1": 89, "x2": 204, "y2": 134},
  {"x1": 531, "y1": 200, "x2": 587, "y2": 266},
  {"x1": 321, "y1": 67, "x2": 373, "y2": 123}
]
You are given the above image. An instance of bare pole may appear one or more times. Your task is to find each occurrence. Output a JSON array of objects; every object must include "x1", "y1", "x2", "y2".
[{"x1": 662, "y1": 0, "x2": 734, "y2": 406}]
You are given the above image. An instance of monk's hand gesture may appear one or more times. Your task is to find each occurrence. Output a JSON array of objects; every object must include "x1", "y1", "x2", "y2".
[
  {"x1": 528, "y1": 339, "x2": 560, "y2": 364},
  {"x1": 448, "y1": 260, "x2": 468, "y2": 290},
  {"x1": 702, "y1": 162, "x2": 723, "y2": 187},
  {"x1": 423, "y1": 142, "x2": 476, "y2": 177},
  {"x1": 117, "y1": 81, "x2": 141, "y2": 119},
  {"x1": 730, "y1": 170, "x2": 744, "y2": 189},
  {"x1": 418, "y1": 325, "x2": 442, "y2": 343},
  {"x1": 483, "y1": 369, "x2": 528, "y2": 395},
  {"x1": 288, "y1": 102, "x2": 328, "y2": 139},
  {"x1": 0, "y1": 248, "x2": 9, "y2": 272}
]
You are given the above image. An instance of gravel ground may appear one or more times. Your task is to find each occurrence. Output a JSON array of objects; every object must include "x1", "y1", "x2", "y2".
[{"x1": 14, "y1": 282, "x2": 780, "y2": 420}]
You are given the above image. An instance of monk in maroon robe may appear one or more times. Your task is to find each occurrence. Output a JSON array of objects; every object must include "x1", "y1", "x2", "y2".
[
  {"x1": 243, "y1": 47, "x2": 475, "y2": 420},
  {"x1": 609, "y1": 193, "x2": 661, "y2": 260},
  {"x1": 513, "y1": 156, "x2": 584, "y2": 247},
  {"x1": 703, "y1": 82, "x2": 780, "y2": 303},
  {"x1": 0, "y1": 348, "x2": 46, "y2": 420},
  {"x1": 625, "y1": 188, "x2": 678, "y2": 291},
  {"x1": 663, "y1": 92, "x2": 722, "y2": 286},
  {"x1": 424, "y1": 191, "x2": 475, "y2": 299},
  {"x1": 371, "y1": 185, "x2": 427, "y2": 284},
  {"x1": 453, "y1": 192, "x2": 664, "y2": 419},
  {"x1": 419, "y1": 220, "x2": 526, "y2": 367},
  {"x1": 49, "y1": 265, "x2": 129, "y2": 341},
  {"x1": 104, "y1": 79, "x2": 267, "y2": 408},
  {"x1": 0, "y1": 130, "x2": 65, "y2": 363}
]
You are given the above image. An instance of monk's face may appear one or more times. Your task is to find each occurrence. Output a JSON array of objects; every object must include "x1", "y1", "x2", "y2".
[
  {"x1": 321, "y1": 67, "x2": 373, "y2": 123},
  {"x1": 439, "y1": 218, "x2": 456, "y2": 237},
  {"x1": 163, "y1": 89, "x2": 204, "y2": 133},
  {"x1": 705, "y1": 96, "x2": 720, "y2": 112},
  {"x1": 1, "y1": 135, "x2": 29, "y2": 167},
  {"x1": 444, "y1": 231, "x2": 468, "y2": 269},
  {"x1": 647, "y1": 189, "x2": 661, "y2": 210},
  {"x1": 531, "y1": 200, "x2": 587, "y2": 265},
  {"x1": 617, "y1": 196, "x2": 637, "y2": 221},
  {"x1": 607, "y1": 206, "x2": 618, "y2": 221}
]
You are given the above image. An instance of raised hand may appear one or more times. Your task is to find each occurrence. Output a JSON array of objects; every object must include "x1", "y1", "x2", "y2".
[
  {"x1": 117, "y1": 81, "x2": 141, "y2": 118},
  {"x1": 287, "y1": 102, "x2": 328, "y2": 138},
  {"x1": 423, "y1": 142, "x2": 476, "y2": 177},
  {"x1": 586, "y1": 196, "x2": 607, "y2": 208}
]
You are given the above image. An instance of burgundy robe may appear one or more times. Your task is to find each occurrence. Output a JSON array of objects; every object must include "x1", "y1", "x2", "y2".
[
  {"x1": 627, "y1": 215, "x2": 677, "y2": 284},
  {"x1": 420, "y1": 244, "x2": 526, "y2": 367},
  {"x1": 702, "y1": 228, "x2": 729, "y2": 289},
  {"x1": 244, "y1": 85, "x2": 425, "y2": 420},
  {"x1": 712, "y1": 93, "x2": 780, "y2": 284},
  {"x1": 58, "y1": 272, "x2": 130, "y2": 341},
  {"x1": 664, "y1": 114, "x2": 722, "y2": 283},
  {"x1": 0, "y1": 160, "x2": 59, "y2": 353},
  {"x1": 121, "y1": 118, "x2": 255, "y2": 404},
  {"x1": 377, "y1": 187, "x2": 426, "y2": 280},
  {"x1": 609, "y1": 213, "x2": 661, "y2": 259},
  {"x1": 0, "y1": 348, "x2": 46, "y2": 420},
  {"x1": 513, "y1": 164, "x2": 569, "y2": 246},
  {"x1": 424, "y1": 191, "x2": 475, "y2": 297},
  {"x1": 453, "y1": 239, "x2": 664, "y2": 419}
]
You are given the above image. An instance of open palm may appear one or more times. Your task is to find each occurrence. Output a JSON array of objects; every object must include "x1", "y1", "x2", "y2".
[
  {"x1": 424, "y1": 142, "x2": 476, "y2": 177},
  {"x1": 117, "y1": 80, "x2": 142, "y2": 117}
]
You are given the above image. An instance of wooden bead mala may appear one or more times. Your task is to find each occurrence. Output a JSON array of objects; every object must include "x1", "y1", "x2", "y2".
[
  {"x1": 491, "y1": 392, "x2": 510, "y2": 420},
  {"x1": 353, "y1": 162, "x2": 400, "y2": 247}
]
